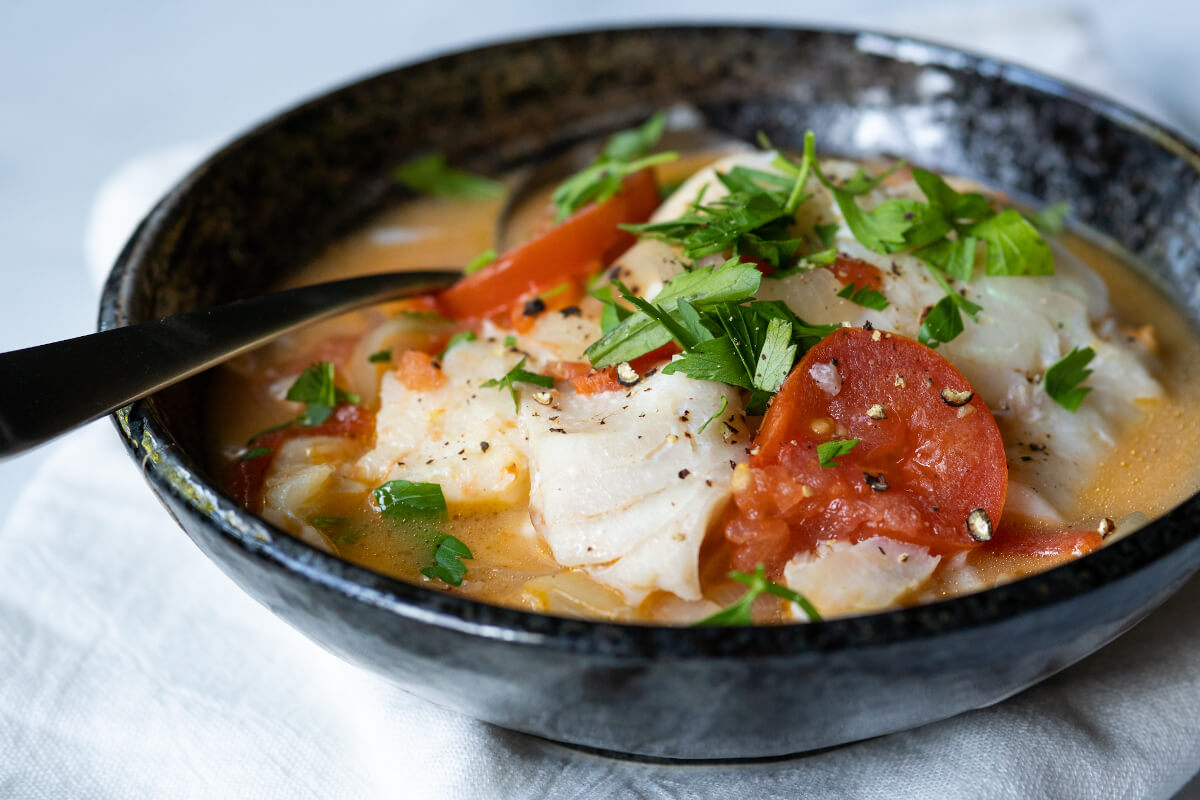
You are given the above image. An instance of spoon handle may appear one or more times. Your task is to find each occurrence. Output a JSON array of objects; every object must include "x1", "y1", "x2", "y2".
[{"x1": 0, "y1": 270, "x2": 459, "y2": 458}]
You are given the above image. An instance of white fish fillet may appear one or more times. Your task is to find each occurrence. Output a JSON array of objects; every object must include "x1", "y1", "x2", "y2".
[
  {"x1": 520, "y1": 370, "x2": 746, "y2": 603},
  {"x1": 783, "y1": 536, "x2": 941, "y2": 618}
]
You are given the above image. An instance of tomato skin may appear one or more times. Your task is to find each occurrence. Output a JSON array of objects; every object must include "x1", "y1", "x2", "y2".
[
  {"x1": 727, "y1": 327, "x2": 1007, "y2": 572},
  {"x1": 230, "y1": 404, "x2": 375, "y2": 512},
  {"x1": 985, "y1": 524, "x2": 1103, "y2": 559},
  {"x1": 436, "y1": 169, "x2": 660, "y2": 320}
]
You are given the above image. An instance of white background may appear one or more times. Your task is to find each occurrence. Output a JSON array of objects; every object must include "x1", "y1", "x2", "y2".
[{"x1": 2, "y1": 0, "x2": 1198, "y2": 794}]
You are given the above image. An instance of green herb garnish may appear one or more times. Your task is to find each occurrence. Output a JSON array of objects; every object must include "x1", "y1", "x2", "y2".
[
  {"x1": 1044, "y1": 346, "x2": 1095, "y2": 412},
  {"x1": 584, "y1": 258, "x2": 763, "y2": 367},
  {"x1": 551, "y1": 112, "x2": 678, "y2": 222},
  {"x1": 238, "y1": 446, "x2": 273, "y2": 461},
  {"x1": 835, "y1": 282, "x2": 890, "y2": 311},
  {"x1": 420, "y1": 534, "x2": 473, "y2": 587},
  {"x1": 373, "y1": 480, "x2": 448, "y2": 520},
  {"x1": 1031, "y1": 201, "x2": 1069, "y2": 235},
  {"x1": 464, "y1": 248, "x2": 498, "y2": 275},
  {"x1": 393, "y1": 154, "x2": 503, "y2": 198},
  {"x1": 481, "y1": 357, "x2": 555, "y2": 412},
  {"x1": 247, "y1": 362, "x2": 358, "y2": 441},
  {"x1": 694, "y1": 564, "x2": 821, "y2": 625},
  {"x1": 503, "y1": 334, "x2": 517, "y2": 348},
  {"x1": 439, "y1": 330, "x2": 477, "y2": 360},
  {"x1": 367, "y1": 348, "x2": 393, "y2": 364},
  {"x1": 621, "y1": 144, "x2": 819, "y2": 272},
  {"x1": 816, "y1": 439, "x2": 860, "y2": 468}
]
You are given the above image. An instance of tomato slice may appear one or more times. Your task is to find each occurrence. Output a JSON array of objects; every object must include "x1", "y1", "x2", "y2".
[
  {"x1": 436, "y1": 169, "x2": 660, "y2": 320},
  {"x1": 726, "y1": 327, "x2": 1007, "y2": 572},
  {"x1": 230, "y1": 404, "x2": 376, "y2": 512}
]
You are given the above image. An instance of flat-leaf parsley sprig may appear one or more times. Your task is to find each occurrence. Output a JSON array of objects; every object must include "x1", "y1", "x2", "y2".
[{"x1": 694, "y1": 564, "x2": 821, "y2": 626}]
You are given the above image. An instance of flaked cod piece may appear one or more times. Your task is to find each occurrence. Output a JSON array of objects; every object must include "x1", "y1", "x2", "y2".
[{"x1": 520, "y1": 370, "x2": 745, "y2": 604}]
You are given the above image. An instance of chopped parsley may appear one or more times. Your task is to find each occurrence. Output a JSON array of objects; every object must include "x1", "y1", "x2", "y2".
[
  {"x1": 694, "y1": 564, "x2": 821, "y2": 625},
  {"x1": 801, "y1": 136, "x2": 1054, "y2": 346},
  {"x1": 584, "y1": 258, "x2": 763, "y2": 367},
  {"x1": 373, "y1": 479, "x2": 448, "y2": 520},
  {"x1": 420, "y1": 534, "x2": 473, "y2": 587},
  {"x1": 621, "y1": 141, "x2": 823, "y2": 273},
  {"x1": 464, "y1": 248, "x2": 498, "y2": 275},
  {"x1": 916, "y1": 267, "x2": 982, "y2": 349},
  {"x1": 439, "y1": 330, "x2": 477, "y2": 360},
  {"x1": 1032, "y1": 201, "x2": 1070, "y2": 235},
  {"x1": 286, "y1": 361, "x2": 360, "y2": 427},
  {"x1": 588, "y1": 261, "x2": 834, "y2": 414},
  {"x1": 481, "y1": 357, "x2": 555, "y2": 411},
  {"x1": 393, "y1": 153, "x2": 503, "y2": 198},
  {"x1": 238, "y1": 446, "x2": 273, "y2": 461},
  {"x1": 836, "y1": 282, "x2": 890, "y2": 311},
  {"x1": 551, "y1": 112, "x2": 678, "y2": 222},
  {"x1": 816, "y1": 439, "x2": 860, "y2": 468},
  {"x1": 247, "y1": 361, "x2": 358, "y2": 441},
  {"x1": 503, "y1": 334, "x2": 517, "y2": 348},
  {"x1": 1044, "y1": 346, "x2": 1096, "y2": 412},
  {"x1": 367, "y1": 348, "x2": 393, "y2": 364}
]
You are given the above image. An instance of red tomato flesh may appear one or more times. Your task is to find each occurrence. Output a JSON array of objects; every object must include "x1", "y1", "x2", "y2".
[
  {"x1": 727, "y1": 327, "x2": 1008, "y2": 573},
  {"x1": 436, "y1": 169, "x2": 660, "y2": 321}
]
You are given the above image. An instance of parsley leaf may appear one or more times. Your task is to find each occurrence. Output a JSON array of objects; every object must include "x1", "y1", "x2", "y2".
[
  {"x1": 1031, "y1": 201, "x2": 1069, "y2": 235},
  {"x1": 238, "y1": 446, "x2": 273, "y2": 461},
  {"x1": 622, "y1": 139, "x2": 821, "y2": 273},
  {"x1": 693, "y1": 564, "x2": 821, "y2": 625},
  {"x1": 481, "y1": 357, "x2": 555, "y2": 411},
  {"x1": 585, "y1": 258, "x2": 762, "y2": 367},
  {"x1": 816, "y1": 439, "x2": 859, "y2": 467},
  {"x1": 915, "y1": 261, "x2": 982, "y2": 348},
  {"x1": 286, "y1": 362, "x2": 338, "y2": 407},
  {"x1": 970, "y1": 210, "x2": 1054, "y2": 277},
  {"x1": 373, "y1": 480, "x2": 448, "y2": 520},
  {"x1": 367, "y1": 348, "x2": 393, "y2": 364},
  {"x1": 814, "y1": 222, "x2": 840, "y2": 247},
  {"x1": 439, "y1": 330, "x2": 477, "y2": 360},
  {"x1": 915, "y1": 236, "x2": 978, "y2": 281},
  {"x1": 602, "y1": 110, "x2": 668, "y2": 162},
  {"x1": 258, "y1": 361, "x2": 360, "y2": 433},
  {"x1": 393, "y1": 154, "x2": 503, "y2": 198},
  {"x1": 836, "y1": 282, "x2": 890, "y2": 311},
  {"x1": 464, "y1": 248, "x2": 498, "y2": 275},
  {"x1": 503, "y1": 334, "x2": 518, "y2": 348},
  {"x1": 551, "y1": 112, "x2": 678, "y2": 221},
  {"x1": 752, "y1": 318, "x2": 797, "y2": 394},
  {"x1": 420, "y1": 534, "x2": 473, "y2": 587},
  {"x1": 1044, "y1": 346, "x2": 1095, "y2": 412},
  {"x1": 918, "y1": 294, "x2": 967, "y2": 348}
]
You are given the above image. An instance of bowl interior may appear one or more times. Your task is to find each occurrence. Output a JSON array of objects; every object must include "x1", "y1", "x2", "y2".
[{"x1": 102, "y1": 24, "x2": 1200, "y2": 655}]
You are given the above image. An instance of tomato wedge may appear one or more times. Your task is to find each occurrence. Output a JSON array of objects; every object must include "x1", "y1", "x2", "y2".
[
  {"x1": 436, "y1": 169, "x2": 660, "y2": 320},
  {"x1": 230, "y1": 404, "x2": 376, "y2": 512},
  {"x1": 726, "y1": 327, "x2": 1007, "y2": 573}
]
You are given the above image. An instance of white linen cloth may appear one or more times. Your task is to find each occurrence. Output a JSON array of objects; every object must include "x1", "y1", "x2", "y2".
[{"x1": 3, "y1": 7, "x2": 1199, "y2": 798}]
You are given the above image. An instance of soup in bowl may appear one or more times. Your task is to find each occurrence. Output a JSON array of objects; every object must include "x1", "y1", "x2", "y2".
[{"x1": 102, "y1": 26, "x2": 1200, "y2": 758}]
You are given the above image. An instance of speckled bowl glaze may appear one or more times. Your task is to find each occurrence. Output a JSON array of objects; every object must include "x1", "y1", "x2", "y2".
[{"x1": 101, "y1": 26, "x2": 1200, "y2": 759}]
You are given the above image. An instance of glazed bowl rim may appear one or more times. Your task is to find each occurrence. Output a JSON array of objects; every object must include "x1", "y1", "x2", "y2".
[{"x1": 101, "y1": 22, "x2": 1200, "y2": 660}]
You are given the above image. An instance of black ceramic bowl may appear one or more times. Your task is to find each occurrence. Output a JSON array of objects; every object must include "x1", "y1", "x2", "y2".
[{"x1": 101, "y1": 25, "x2": 1200, "y2": 759}]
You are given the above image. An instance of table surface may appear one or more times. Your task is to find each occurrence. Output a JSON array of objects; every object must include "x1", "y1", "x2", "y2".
[{"x1": 3, "y1": 1, "x2": 1198, "y2": 795}]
